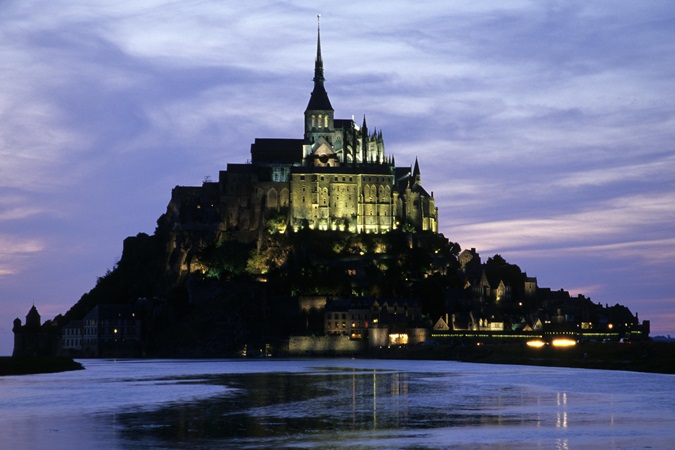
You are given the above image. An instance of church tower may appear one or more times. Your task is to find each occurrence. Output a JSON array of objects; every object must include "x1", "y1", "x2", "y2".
[{"x1": 304, "y1": 15, "x2": 334, "y2": 147}]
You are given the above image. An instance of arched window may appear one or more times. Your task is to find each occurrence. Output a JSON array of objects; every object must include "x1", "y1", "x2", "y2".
[
  {"x1": 267, "y1": 188, "x2": 278, "y2": 209},
  {"x1": 311, "y1": 115, "x2": 316, "y2": 128},
  {"x1": 324, "y1": 115, "x2": 329, "y2": 128},
  {"x1": 317, "y1": 115, "x2": 323, "y2": 128}
]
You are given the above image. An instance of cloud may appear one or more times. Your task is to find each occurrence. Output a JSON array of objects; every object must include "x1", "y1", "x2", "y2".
[
  {"x1": 566, "y1": 284, "x2": 606, "y2": 297},
  {"x1": 0, "y1": 235, "x2": 45, "y2": 278},
  {"x1": 556, "y1": 154, "x2": 675, "y2": 189},
  {"x1": 0, "y1": 236, "x2": 44, "y2": 255},
  {"x1": 449, "y1": 191, "x2": 675, "y2": 252},
  {"x1": 508, "y1": 238, "x2": 675, "y2": 268}
]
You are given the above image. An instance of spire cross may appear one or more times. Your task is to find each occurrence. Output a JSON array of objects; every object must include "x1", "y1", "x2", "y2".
[{"x1": 314, "y1": 14, "x2": 324, "y2": 83}]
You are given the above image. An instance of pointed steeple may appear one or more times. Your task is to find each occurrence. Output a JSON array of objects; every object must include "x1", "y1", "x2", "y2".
[
  {"x1": 305, "y1": 15, "x2": 333, "y2": 112},
  {"x1": 314, "y1": 14, "x2": 325, "y2": 85},
  {"x1": 361, "y1": 115, "x2": 368, "y2": 141},
  {"x1": 413, "y1": 157, "x2": 421, "y2": 184}
]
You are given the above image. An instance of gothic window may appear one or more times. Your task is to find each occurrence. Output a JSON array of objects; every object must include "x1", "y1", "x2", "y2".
[
  {"x1": 281, "y1": 188, "x2": 289, "y2": 206},
  {"x1": 324, "y1": 115, "x2": 328, "y2": 128},
  {"x1": 267, "y1": 188, "x2": 279, "y2": 209},
  {"x1": 311, "y1": 115, "x2": 316, "y2": 128},
  {"x1": 317, "y1": 115, "x2": 323, "y2": 128}
]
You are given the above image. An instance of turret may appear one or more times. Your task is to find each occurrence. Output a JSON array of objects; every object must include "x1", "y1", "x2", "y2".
[
  {"x1": 413, "y1": 157, "x2": 421, "y2": 185},
  {"x1": 26, "y1": 305, "x2": 41, "y2": 329}
]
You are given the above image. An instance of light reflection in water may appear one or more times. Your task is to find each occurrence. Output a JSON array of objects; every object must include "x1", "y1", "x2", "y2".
[
  {"x1": 373, "y1": 369, "x2": 377, "y2": 429},
  {"x1": 556, "y1": 391, "x2": 568, "y2": 429},
  {"x1": 555, "y1": 391, "x2": 569, "y2": 450}
]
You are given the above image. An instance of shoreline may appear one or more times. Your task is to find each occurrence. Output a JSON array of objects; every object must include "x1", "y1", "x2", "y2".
[
  {"x1": 3, "y1": 341, "x2": 673, "y2": 376},
  {"x1": 0, "y1": 356, "x2": 84, "y2": 376},
  {"x1": 367, "y1": 340, "x2": 675, "y2": 374}
]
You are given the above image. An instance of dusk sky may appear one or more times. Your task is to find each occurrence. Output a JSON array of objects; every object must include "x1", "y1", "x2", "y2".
[{"x1": 2, "y1": 1, "x2": 674, "y2": 355}]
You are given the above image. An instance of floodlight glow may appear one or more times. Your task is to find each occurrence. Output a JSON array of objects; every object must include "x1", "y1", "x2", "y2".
[
  {"x1": 551, "y1": 338, "x2": 577, "y2": 348},
  {"x1": 526, "y1": 339, "x2": 546, "y2": 348},
  {"x1": 389, "y1": 333, "x2": 409, "y2": 345}
]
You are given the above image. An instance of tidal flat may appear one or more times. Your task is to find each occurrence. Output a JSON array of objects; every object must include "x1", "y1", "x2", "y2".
[{"x1": 1, "y1": 358, "x2": 674, "y2": 449}]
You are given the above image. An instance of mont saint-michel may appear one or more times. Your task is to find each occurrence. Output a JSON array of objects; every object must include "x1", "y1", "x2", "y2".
[{"x1": 12, "y1": 22, "x2": 650, "y2": 362}]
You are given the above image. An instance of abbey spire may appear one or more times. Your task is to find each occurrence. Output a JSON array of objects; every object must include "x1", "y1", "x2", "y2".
[
  {"x1": 305, "y1": 15, "x2": 334, "y2": 143},
  {"x1": 313, "y1": 14, "x2": 325, "y2": 86}
]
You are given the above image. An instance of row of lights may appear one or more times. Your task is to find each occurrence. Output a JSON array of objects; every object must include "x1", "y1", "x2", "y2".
[{"x1": 526, "y1": 338, "x2": 577, "y2": 348}]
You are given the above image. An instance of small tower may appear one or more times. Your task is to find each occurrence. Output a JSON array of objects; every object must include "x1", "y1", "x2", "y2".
[
  {"x1": 26, "y1": 305, "x2": 41, "y2": 329},
  {"x1": 412, "y1": 157, "x2": 421, "y2": 186},
  {"x1": 13, "y1": 305, "x2": 47, "y2": 357}
]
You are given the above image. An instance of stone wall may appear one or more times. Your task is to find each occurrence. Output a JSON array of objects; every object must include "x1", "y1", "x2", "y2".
[{"x1": 286, "y1": 335, "x2": 366, "y2": 355}]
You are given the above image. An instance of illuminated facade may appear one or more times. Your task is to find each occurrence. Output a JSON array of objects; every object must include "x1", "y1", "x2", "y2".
[{"x1": 168, "y1": 20, "x2": 438, "y2": 251}]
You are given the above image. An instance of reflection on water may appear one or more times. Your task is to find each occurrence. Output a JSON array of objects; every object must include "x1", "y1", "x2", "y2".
[
  {"x1": 1, "y1": 359, "x2": 674, "y2": 449},
  {"x1": 111, "y1": 367, "x2": 612, "y2": 448},
  {"x1": 115, "y1": 367, "x2": 541, "y2": 447},
  {"x1": 556, "y1": 391, "x2": 568, "y2": 429}
]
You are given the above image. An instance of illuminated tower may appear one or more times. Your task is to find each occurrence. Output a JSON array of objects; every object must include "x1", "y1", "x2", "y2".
[{"x1": 304, "y1": 15, "x2": 334, "y2": 147}]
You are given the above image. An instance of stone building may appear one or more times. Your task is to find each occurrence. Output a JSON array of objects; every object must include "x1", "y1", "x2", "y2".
[
  {"x1": 12, "y1": 305, "x2": 57, "y2": 357},
  {"x1": 165, "y1": 20, "x2": 438, "y2": 276},
  {"x1": 324, "y1": 297, "x2": 429, "y2": 347},
  {"x1": 60, "y1": 320, "x2": 83, "y2": 356},
  {"x1": 82, "y1": 304, "x2": 142, "y2": 357}
]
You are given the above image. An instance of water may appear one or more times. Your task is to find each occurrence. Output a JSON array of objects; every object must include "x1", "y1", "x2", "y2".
[{"x1": 1, "y1": 359, "x2": 673, "y2": 449}]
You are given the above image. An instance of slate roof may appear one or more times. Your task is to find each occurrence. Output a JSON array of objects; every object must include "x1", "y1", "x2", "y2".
[
  {"x1": 306, "y1": 83, "x2": 333, "y2": 111},
  {"x1": 250, "y1": 138, "x2": 304, "y2": 165}
]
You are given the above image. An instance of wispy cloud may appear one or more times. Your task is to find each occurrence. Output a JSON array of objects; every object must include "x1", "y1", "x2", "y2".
[
  {"x1": 450, "y1": 191, "x2": 675, "y2": 252},
  {"x1": 0, "y1": 235, "x2": 44, "y2": 278}
]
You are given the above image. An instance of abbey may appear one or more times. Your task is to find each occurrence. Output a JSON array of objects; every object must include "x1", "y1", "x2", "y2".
[{"x1": 168, "y1": 21, "x2": 438, "y2": 246}]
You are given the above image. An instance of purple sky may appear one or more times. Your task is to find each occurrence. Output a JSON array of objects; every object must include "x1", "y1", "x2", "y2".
[{"x1": 2, "y1": 2, "x2": 674, "y2": 355}]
